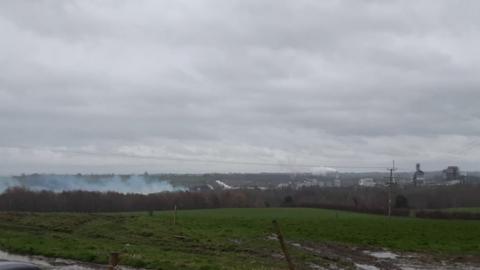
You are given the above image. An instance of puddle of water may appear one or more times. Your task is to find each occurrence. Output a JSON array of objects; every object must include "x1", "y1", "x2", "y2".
[
  {"x1": 0, "y1": 250, "x2": 140, "y2": 270},
  {"x1": 266, "y1": 234, "x2": 277, "y2": 241},
  {"x1": 365, "y1": 251, "x2": 398, "y2": 260},
  {"x1": 291, "y1": 243, "x2": 302, "y2": 248},
  {"x1": 307, "y1": 262, "x2": 325, "y2": 269},
  {"x1": 0, "y1": 250, "x2": 56, "y2": 268},
  {"x1": 355, "y1": 263, "x2": 379, "y2": 270}
]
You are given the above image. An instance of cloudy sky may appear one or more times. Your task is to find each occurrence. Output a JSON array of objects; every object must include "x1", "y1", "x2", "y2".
[{"x1": 1, "y1": 0, "x2": 479, "y2": 174}]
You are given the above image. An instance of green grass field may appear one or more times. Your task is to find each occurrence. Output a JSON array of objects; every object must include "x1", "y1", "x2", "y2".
[{"x1": 1, "y1": 208, "x2": 480, "y2": 269}]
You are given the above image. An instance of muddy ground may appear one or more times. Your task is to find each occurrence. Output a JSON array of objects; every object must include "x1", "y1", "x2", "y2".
[
  {"x1": 3, "y1": 243, "x2": 480, "y2": 270},
  {"x1": 288, "y1": 241, "x2": 480, "y2": 270}
]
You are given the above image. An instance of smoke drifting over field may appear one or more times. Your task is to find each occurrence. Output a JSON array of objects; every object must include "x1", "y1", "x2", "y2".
[{"x1": 0, "y1": 175, "x2": 184, "y2": 194}]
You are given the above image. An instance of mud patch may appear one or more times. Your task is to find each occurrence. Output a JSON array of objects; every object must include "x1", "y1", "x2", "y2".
[{"x1": 267, "y1": 238, "x2": 480, "y2": 270}]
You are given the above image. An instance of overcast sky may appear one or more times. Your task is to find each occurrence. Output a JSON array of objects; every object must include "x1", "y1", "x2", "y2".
[{"x1": 1, "y1": 0, "x2": 480, "y2": 174}]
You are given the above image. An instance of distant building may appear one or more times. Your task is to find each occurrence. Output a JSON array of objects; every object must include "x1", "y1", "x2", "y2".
[
  {"x1": 277, "y1": 182, "x2": 293, "y2": 189},
  {"x1": 333, "y1": 172, "x2": 342, "y2": 187},
  {"x1": 444, "y1": 179, "x2": 462, "y2": 186},
  {"x1": 295, "y1": 178, "x2": 320, "y2": 188},
  {"x1": 443, "y1": 166, "x2": 460, "y2": 181},
  {"x1": 333, "y1": 178, "x2": 341, "y2": 187},
  {"x1": 358, "y1": 178, "x2": 375, "y2": 187},
  {"x1": 413, "y1": 163, "x2": 425, "y2": 186}
]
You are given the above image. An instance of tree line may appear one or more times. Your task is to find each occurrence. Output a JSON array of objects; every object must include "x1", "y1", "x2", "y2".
[{"x1": 2, "y1": 185, "x2": 480, "y2": 217}]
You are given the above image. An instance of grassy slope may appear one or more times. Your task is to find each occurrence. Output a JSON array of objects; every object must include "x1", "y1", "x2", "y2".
[{"x1": 0, "y1": 208, "x2": 480, "y2": 269}]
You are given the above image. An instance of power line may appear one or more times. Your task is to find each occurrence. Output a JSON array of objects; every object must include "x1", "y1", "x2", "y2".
[{"x1": 0, "y1": 145, "x2": 391, "y2": 170}]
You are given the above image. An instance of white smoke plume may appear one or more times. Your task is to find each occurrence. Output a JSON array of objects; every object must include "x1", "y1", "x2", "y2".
[
  {"x1": 311, "y1": 167, "x2": 337, "y2": 176},
  {"x1": 0, "y1": 175, "x2": 185, "y2": 194}
]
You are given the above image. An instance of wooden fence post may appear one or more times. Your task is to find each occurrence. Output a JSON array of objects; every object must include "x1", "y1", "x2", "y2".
[
  {"x1": 272, "y1": 220, "x2": 295, "y2": 270},
  {"x1": 173, "y1": 204, "x2": 177, "y2": 225},
  {"x1": 108, "y1": 252, "x2": 120, "y2": 270}
]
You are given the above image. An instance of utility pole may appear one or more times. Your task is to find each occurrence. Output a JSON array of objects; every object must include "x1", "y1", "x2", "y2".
[{"x1": 387, "y1": 160, "x2": 396, "y2": 217}]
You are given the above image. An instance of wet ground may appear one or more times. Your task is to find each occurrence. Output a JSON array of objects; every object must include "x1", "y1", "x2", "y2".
[
  {"x1": 0, "y1": 250, "x2": 137, "y2": 270},
  {"x1": 263, "y1": 233, "x2": 480, "y2": 269},
  {"x1": 3, "y1": 244, "x2": 480, "y2": 270},
  {"x1": 288, "y1": 241, "x2": 480, "y2": 270}
]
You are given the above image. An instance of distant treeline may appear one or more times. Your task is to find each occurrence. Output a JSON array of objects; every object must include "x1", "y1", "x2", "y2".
[{"x1": 2, "y1": 185, "x2": 480, "y2": 219}]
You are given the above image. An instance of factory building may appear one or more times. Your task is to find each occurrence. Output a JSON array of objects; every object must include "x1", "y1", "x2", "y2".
[
  {"x1": 358, "y1": 178, "x2": 376, "y2": 187},
  {"x1": 413, "y1": 163, "x2": 425, "y2": 186},
  {"x1": 443, "y1": 166, "x2": 460, "y2": 181}
]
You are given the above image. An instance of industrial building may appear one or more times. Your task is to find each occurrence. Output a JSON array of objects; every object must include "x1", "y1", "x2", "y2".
[
  {"x1": 358, "y1": 178, "x2": 376, "y2": 187},
  {"x1": 443, "y1": 166, "x2": 461, "y2": 181},
  {"x1": 413, "y1": 163, "x2": 425, "y2": 186}
]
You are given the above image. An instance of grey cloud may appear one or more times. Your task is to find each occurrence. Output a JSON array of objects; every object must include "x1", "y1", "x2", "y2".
[{"x1": 1, "y1": 0, "x2": 480, "y2": 174}]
